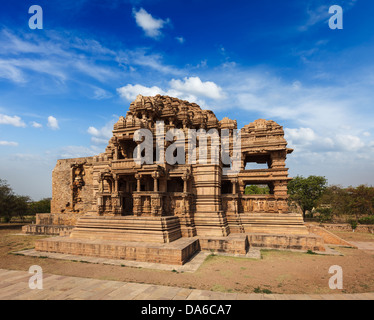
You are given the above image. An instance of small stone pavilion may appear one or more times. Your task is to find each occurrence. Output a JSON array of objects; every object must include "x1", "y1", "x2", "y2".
[{"x1": 28, "y1": 95, "x2": 325, "y2": 265}]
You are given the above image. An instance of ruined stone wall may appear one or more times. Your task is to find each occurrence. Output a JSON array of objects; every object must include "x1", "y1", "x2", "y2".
[{"x1": 51, "y1": 157, "x2": 94, "y2": 215}]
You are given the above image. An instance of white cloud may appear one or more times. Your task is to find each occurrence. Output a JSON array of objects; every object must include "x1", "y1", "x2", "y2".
[
  {"x1": 87, "y1": 119, "x2": 116, "y2": 145},
  {"x1": 58, "y1": 146, "x2": 101, "y2": 159},
  {"x1": 299, "y1": 5, "x2": 330, "y2": 31},
  {"x1": 92, "y1": 87, "x2": 113, "y2": 100},
  {"x1": 285, "y1": 127, "x2": 316, "y2": 144},
  {"x1": 117, "y1": 76, "x2": 225, "y2": 106},
  {"x1": 285, "y1": 127, "x2": 367, "y2": 154},
  {"x1": 0, "y1": 61, "x2": 25, "y2": 83},
  {"x1": 285, "y1": 127, "x2": 335, "y2": 153},
  {"x1": 335, "y1": 134, "x2": 365, "y2": 151},
  {"x1": 133, "y1": 8, "x2": 169, "y2": 39},
  {"x1": 0, "y1": 114, "x2": 26, "y2": 127},
  {"x1": 0, "y1": 30, "x2": 120, "y2": 86},
  {"x1": 299, "y1": 1, "x2": 358, "y2": 31},
  {"x1": 47, "y1": 116, "x2": 59, "y2": 130},
  {"x1": 169, "y1": 77, "x2": 225, "y2": 100},
  {"x1": 31, "y1": 121, "x2": 42, "y2": 128},
  {"x1": 0, "y1": 141, "x2": 18, "y2": 146},
  {"x1": 175, "y1": 37, "x2": 185, "y2": 44},
  {"x1": 117, "y1": 84, "x2": 165, "y2": 101}
]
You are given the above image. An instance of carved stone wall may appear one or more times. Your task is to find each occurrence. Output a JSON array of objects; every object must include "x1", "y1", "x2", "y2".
[{"x1": 51, "y1": 157, "x2": 94, "y2": 215}]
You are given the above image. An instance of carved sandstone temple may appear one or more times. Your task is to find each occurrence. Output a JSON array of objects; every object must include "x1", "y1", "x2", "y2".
[{"x1": 31, "y1": 95, "x2": 325, "y2": 264}]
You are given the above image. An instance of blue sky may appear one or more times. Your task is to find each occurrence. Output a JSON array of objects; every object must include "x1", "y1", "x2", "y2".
[{"x1": 0, "y1": 0, "x2": 373, "y2": 200}]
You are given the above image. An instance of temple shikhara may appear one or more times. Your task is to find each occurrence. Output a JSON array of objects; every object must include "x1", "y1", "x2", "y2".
[{"x1": 25, "y1": 95, "x2": 326, "y2": 265}]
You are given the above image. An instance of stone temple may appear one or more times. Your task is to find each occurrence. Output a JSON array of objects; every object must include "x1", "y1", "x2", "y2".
[{"x1": 25, "y1": 95, "x2": 325, "y2": 265}]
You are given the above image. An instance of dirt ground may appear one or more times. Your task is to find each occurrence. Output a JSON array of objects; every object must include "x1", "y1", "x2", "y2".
[
  {"x1": 329, "y1": 230, "x2": 374, "y2": 242},
  {"x1": 1, "y1": 228, "x2": 374, "y2": 295}
]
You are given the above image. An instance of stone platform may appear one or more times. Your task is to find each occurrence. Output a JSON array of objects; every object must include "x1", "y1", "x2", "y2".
[
  {"x1": 22, "y1": 224, "x2": 74, "y2": 236},
  {"x1": 240, "y1": 213, "x2": 309, "y2": 235},
  {"x1": 70, "y1": 216, "x2": 182, "y2": 243},
  {"x1": 35, "y1": 236, "x2": 200, "y2": 265},
  {"x1": 247, "y1": 232, "x2": 325, "y2": 252},
  {"x1": 199, "y1": 234, "x2": 249, "y2": 255},
  {"x1": 32, "y1": 214, "x2": 331, "y2": 264}
]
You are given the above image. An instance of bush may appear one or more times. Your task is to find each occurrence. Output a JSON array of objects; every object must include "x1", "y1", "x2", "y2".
[
  {"x1": 316, "y1": 207, "x2": 333, "y2": 223},
  {"x1": 348, "y1": 219, "x2": 358, "y2": 230},
  {"x1": 358, "y1": 216, "x2": 374, "y2": 225},
  {"x1": 1, "y1": 217, "x2": 11, "y2": 223}
]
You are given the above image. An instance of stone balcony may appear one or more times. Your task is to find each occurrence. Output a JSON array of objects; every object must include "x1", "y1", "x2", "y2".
[
  {"x1": 111, "y1": 159, "x2": 140, "y2": 171},
  {"x1": 238, "y1": 168, "x2": 291, "y2": 181}
]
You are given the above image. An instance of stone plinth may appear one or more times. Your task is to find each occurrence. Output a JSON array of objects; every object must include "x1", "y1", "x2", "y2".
[
  {"x1": 69, "y1": 216, "x2": 182, "y2": 243},
  {"x1": 35, "y1": 237, "x2": 199, "y2": 265},
  {"x1": 22, "y1": 213, "x2": 80, "y2": 236},
  {"x1": 22, "y1": 224, "x2": 74, "y2": 236},
  {"x1": 247, "y1": 233, "x2": 325, "y2": 252},
  {"x1": 240, "y1": 213, "x2": 309, "y2": 235},
  {"x1": 199, "y1": 234, "x2": 249, "y2": 255}
]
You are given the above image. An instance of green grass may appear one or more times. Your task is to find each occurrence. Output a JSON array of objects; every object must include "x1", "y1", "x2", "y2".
[
  {"x1": 211, "y1": 284, "x2": 234, "y2": 293},
  {"x1": 306, "y1": 250, "x2": 317, "y2": 255},
  {"x1": 253, "y1": 286, "x2": 273, "y2": 294}
]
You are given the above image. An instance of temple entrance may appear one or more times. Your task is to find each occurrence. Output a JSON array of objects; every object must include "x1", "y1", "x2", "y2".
[{"x1": 118, "y1": 175, "x2": 136, "y2": 215}]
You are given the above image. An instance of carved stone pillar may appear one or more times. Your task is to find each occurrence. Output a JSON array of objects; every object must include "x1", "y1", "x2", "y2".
[
  {"x1": 113, "y1": 141, "x2": 119, "y2": 160},
  {"x1": 114, "y1": 174, "x2": 119, "y2": 193},
  {"x1": 232, "y1": 178, "x2": 238, "y2": 195},
  {"x1": 270, "y1": 151, "x2": 287, "y2": 169},
  {"x1": 152, "y1": 171, "x2": 160, "y2": 192},
  {"x1": 182, "y1": 171, "x2": 190, "y2": 193},
  {"x1": 239, "y1": 181, "x2": 246, "y2": 194},
  {"x1": 135, "y1": 173, "x2": 142, "y2": 192}
]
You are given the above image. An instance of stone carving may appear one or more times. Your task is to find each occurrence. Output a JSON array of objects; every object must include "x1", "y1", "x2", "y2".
[{"x1": 70, "y1": 163, "x2": 86, "y2": 212}]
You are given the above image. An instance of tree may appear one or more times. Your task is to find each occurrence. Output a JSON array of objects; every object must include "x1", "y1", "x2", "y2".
[
  {"x1": 0, "y1": 179, "x2": 14, "y2": 222},
  {"x1": 0, "y1": 179, "x2": 31, "y2": 222},
  {"x1": 346, "y1": 185, "x2": 374, "y2": 221},
  {"x1": 28, "y1": 198, "x2": 51, "y2": 215},
  {"x1": 8, "y1": 195, "x2": 31, "y2": 221},
  {"x1": 245, "y1": 185, "x2": 270, "y2": 195},
  {"x1": 288, "y1": 175, "x2": 328, "y2": 219},
  {"x1": 318, "y1": 185, "x2": 351, "y2": 217}
]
